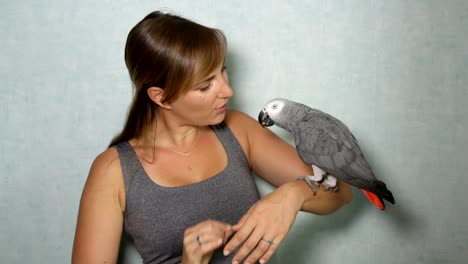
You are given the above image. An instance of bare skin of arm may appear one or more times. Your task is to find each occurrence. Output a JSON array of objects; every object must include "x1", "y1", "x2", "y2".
[
  {"x1": 72, "y1": 148, "x2": 125, "y2": 264},
  {"x1": 223, "y1": 110, "x2": 353, "y2": 264},
  {"x1": 225, "y1": 110, "x2": 353, "y2": 213},
  {"x1": 72, "y1": 147, "x2": 230, "y2": 264},
  {"x1": 72, "y1": 110, "x2": 352, "y2": 264}
]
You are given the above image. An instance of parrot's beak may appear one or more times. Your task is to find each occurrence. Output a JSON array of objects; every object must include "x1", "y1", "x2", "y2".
[{"x1": 258, "y1": 110, "x2": 275, "y2": 127}]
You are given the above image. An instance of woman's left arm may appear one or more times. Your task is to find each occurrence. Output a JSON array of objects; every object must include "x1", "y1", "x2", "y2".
[{"x1": 223, "y1": 110, "x2": 353, "y2": 263}]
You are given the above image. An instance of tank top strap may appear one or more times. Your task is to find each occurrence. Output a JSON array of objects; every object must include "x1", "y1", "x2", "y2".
[
  {"x1": 211, "y1": 122, "x2": 249, "y2": 166},
  {"x1": 113, "y1": 122, "x2": 248, "y2": 197},
  {"x1": 113, "y1": 141, "x2": 143, "y2": 192},
  {"x1": 111, "y1": 123, "x2": 259, "y2": 263}
]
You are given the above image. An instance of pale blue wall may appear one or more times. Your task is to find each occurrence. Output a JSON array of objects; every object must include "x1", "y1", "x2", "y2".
[{"x1": 1, "y1": 1, "x2": 467, "y2": 263}]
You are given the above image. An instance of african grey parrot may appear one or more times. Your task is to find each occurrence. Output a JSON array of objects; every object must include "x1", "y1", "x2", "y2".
[{"x1": 258, "y1": 98, "x2": 395, "y2": 210}]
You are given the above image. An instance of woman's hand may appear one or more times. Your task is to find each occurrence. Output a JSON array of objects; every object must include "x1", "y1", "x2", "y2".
[
  {"x1": 182, "y1": 219, "x2": 234, "y2": 264},
  {"x1": 223, "y1": 182, "x2": 306, "y2": 264}
]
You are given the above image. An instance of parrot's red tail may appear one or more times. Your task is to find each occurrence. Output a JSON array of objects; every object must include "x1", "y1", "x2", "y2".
[{"x1": 361, "y1": 189, "x2": 385, "y2": 210}]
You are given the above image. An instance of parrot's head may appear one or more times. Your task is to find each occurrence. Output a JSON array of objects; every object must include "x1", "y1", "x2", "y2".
[{"x1": 258, "y1": 98, "x2": 289, "y2": 128}]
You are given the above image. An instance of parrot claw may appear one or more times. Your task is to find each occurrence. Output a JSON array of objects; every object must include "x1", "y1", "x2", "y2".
[
  {"x1": 322, "y1": 175, "x2": 338, "y2": 191},
  {"x1": 311, "y1": 165, "x2": 326, "y2": 181},
  {"x1": 297, "y1": 175, "x2": 320, "y2": 195},
  {"x1": 301, "y1": 166, "x2": 337, "y2": 195},
  {"x1": 304, "y1": 173, "x2": 323, "y2": 182}
]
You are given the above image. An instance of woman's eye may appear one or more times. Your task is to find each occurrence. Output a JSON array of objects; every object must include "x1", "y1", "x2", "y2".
[{"x1": 199, "y1": 84, "x2": 211, "y2": 92}]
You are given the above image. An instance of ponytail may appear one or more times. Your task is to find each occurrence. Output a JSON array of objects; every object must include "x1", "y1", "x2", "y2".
[{"x1": 108, "y1": 89, "x2": 157, "y2": 147}]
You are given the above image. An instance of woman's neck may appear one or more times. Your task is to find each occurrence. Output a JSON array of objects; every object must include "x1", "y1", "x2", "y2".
[{"x1": 140, "y1": 112, "x2": 201, "y2": 150}]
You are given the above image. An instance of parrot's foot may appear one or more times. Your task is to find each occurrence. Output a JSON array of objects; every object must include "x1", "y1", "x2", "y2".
[
  {"x1": 311, "y1": 165, "x2": 326, "y2": 182},
  {"x1": 299, "y1": 165, "x2": 339, "y2": 194},
  {"x1": 311, "y1": 165, "x2": 339, "y2": 192},
  {"x1": 297, "y1": 175, "x2": 321, "y2": 195},
  {"x1": 322, "y1": 175, "x2": 339, "y2": 192}
]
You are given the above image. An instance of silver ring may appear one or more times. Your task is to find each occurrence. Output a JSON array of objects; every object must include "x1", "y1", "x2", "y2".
[
  {"x1": 261, "y1": 238, "x2": 273, "y2": 245},
  {"x1": 196, "y1": 235, "x2": 202, "y2": 246}
]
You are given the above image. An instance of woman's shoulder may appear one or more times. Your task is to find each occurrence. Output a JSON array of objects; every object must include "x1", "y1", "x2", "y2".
[
  {"x1": 91, "y1": 147, "x2": 121, "y2": 174},
  {"x1": 223, "y1": 110, "x2": 257, "y2": 137},
  {"x1": 225, "y1": 109, "x2": 267, "y2": 132},
  {"x1": 223, "y1": 110, "x2": 265, "y2": 162},
  {"x1": 224, "y1": 109, "x2": 258, "y2": 128},
  {"x1": 85, "y1": 147, "x2": 126, "y2": 209}
]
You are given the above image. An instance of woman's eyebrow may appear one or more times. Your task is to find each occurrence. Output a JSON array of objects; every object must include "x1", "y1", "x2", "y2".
[
  {"x1": 201, "y1": 75, "x2": 216, "y2": 83},
  {"x1": 199, "y1": 62, "x2": 225, "y2": 84}
]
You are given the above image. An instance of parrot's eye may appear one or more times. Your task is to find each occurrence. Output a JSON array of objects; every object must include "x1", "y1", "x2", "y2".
[{"x1": 272, "y1": 104, "x2": 278, "y2": 109}]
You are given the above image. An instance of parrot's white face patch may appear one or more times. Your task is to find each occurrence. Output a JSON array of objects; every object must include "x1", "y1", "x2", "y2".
[{"x1": 264, "y1": 99, "x2": 286, "y2": 121}]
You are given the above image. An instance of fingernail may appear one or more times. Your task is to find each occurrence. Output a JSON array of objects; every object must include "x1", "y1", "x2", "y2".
[
  {"x1": 259, "y1": 259, "x2": 266, "y2": 264},
  {"x1": 223, "y1": 249, "x2": 230, "y2": 256}
]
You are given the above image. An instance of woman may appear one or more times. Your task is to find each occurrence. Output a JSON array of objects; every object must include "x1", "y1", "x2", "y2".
[{"x1": 72, "y1": 11, "x2": 353, "y2": 264}]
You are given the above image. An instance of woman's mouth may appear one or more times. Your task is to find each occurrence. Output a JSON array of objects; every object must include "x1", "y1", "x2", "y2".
[{"x1": 216, "y1": 104, "x2": 227, "y2": 113}]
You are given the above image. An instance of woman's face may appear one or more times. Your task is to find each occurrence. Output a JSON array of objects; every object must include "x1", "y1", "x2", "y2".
[{"x1": 168, "y1": 62, "x2": 233, "y2": 126}]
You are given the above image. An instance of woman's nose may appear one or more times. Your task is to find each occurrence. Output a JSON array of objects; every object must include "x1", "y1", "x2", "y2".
[
  {"x1": 222, "y1": 83, "x2": 233, "y2": 98},
  {"x1": 219, "y1": 75, "x2": 233, "y2": 98}
]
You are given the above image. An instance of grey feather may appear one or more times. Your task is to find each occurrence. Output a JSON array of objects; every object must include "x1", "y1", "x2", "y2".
[{"x1": 260, "y1": 98, "x2": 395, "y2": 206}]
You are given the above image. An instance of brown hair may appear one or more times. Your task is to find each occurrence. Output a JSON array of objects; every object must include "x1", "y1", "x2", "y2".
[{"x1": 109, "y1": 11, "x2": 227, "y2": 147}]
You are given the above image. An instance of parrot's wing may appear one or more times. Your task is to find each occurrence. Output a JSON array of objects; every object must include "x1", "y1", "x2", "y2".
[
  {"x1": 295, "y1": 111, "x2": 395, "y2": 206},
  {"x1": 295, "y1": 112, "x2": 375, "y2": 182}
]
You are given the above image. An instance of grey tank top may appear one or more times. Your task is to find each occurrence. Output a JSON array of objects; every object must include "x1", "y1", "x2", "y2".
[{"x1": 114, "y1": 122, "x2": 261, "y2": 264}]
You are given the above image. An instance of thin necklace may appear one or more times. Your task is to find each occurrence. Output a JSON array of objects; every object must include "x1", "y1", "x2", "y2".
[
  {"x1": 166, "y1": 127, "x2": 200, "y2": 156},
  {"x1": 141, "y1": 125, "x2": 200, "y2": 165},
  {"x1": 167, "y1": 127, "x2": 200, "y2": 174},
  {"x1": 168, "y1": 149, "x2": 192, "y2": 156}
]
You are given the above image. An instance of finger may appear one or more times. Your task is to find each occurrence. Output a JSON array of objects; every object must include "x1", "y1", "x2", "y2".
[
  {"x1": 231, "y1": 228, "x2": 264, "y2": 264},
  {"x1": 223, "y1": 219, "x2": 256, "y2": 256},
  {"x1": 186, "y1": 233, "x2": 223, "y2": 255},
  {"x1": 196, "y1": 231, "x2": 228, "y2": 244},
  {"x1": 183, "y1": 234, "x2": 203, "y2": 260},
  {"x1": 197, "y1": 223, "x2": 234, "y2": 244},
  {"x1": 198, "y1": 221, "x2": 232, "y2": 244},
  {"x1": 184, "y1": 221, "x2": 230, "y2": 253},
  {"x1": 232, "y1": 213, "x2": 249, "y2": 231},
  {"x1": 242, "y1": 235, "x2": 276, "y2": 264},
  {"x1": 223, "y1": 225, "x2": 234, "y2": 244},
  {"x1": 198, "y1": 237, "x2": 224, "y2": 255},
  {"x1": 258, "y1": 234, "x2": 285, "y2": 264},
  {"x1": 192, "y1": 220, "x2": 229, "y2": 236}
]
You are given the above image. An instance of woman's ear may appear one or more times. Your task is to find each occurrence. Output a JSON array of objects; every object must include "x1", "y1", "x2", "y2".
[{"x1": 147, "y1": 87, "x2": 172, "y2": 109}]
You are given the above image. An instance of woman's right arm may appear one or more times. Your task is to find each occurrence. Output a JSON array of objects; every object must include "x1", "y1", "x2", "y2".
[
  {"x1": 72, "y1": 148, "x2": 126, "y2": 264},
  {"x1": 72, "y1": 147, "x2": 232, "y2": 263}
]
